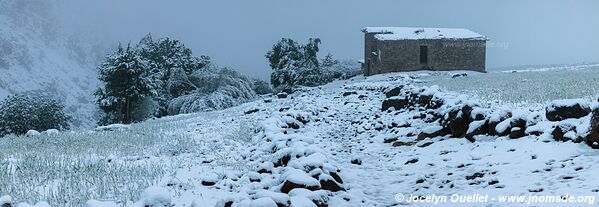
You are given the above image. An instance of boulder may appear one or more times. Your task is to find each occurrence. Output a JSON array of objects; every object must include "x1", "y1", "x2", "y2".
[
  {"x1": 25, "y1": 130, "x2": 40, "y2": 137},
  {"x1": 383, "y1": 137, "x2": 398, "y2": 143},
  {"x1": 350, "y1": 159, "x2": 362, "y2": 165},
  {"x1": 551, "y1": 126, "x2": 568, "y2": 142},
  {"x1": 1, "y1": 195, "x2": 12, "y2": 207},
  {"x1": 329, "y1": 171, "x2": 343, "y2": 184},
  {"x1": 392, "y1": 141, "x2": 417, "y2": 147},
  {"x1": 509, "y1": 127, "x2": 525, "y2": 139},
  {"x1": 342, "y1": 91, "x2": 357, "y2": 97},
  {"x1": 277, "y1": 92, "x2": 288, "y2": 99},
  {"x1": 319, "y1": 175, "x2": 345, "y2": 192},
  {"x1": 508, "y1": 117, "x2": 527, "y2": 139},
  {"x1": 281, "y1": 172, "x2": 321, "y2": 193},
  {"x1": 495, "y1": 119, "x2": 511, "y2": 137},
  {"x1": 465, "y1": 120, "x2": 489, "y2": 141},
  {"x1": 274, "y1": 154, "x2": 292, "y2": 167},
  {"x1": 385, "y1": 86, "x2": 403, "y2": 98},
  {"x1": 416, "y1": 94, "x2": 433, "y2": 107},
  {"x1": 244, "y1": 109, "x2": 259, "y2": 114},
  {"x1": 586, "y1": 108, "x2": 599, "y2": 149},
  {"x1": 418, "y1": 125, "x2": 446, "y2": 140},
  {"x1": 546, "y1": 99, "x2": 591, "y2": 121},
  {"x1": 487, "y1": 112, "x2": 510, "y2": 135},
  {"x1": 201, "y1": 174, "x2": 219, "y2": 186},
  {"x1": 447, "y1": 105, "x2": 473, "y2": 137},
  {"x1": 510, "y1": 117, "x2": 527, "y2": 129},
  {"x1": 381, "y1": 98, "x2": 409, "y2": 111},
  {"x1": 487, "y1": 119, "x2": 500, "y2": 136}
]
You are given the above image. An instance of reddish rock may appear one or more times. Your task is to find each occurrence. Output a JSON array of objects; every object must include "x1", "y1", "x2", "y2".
[
  {"x1": 448, "y1": 105, "x2": 473, "y2": 137},
  {"x1": 281, "y1": 180, "x2": 320, "y2": 193},
  {"x1": 586, "y1": 108, "x2": 599, "y2": 149},
  {"x1": 319, "y1": 176, "x2": 345, "y2": 192},
  {"x1": 509, "y1": 127, "x2": 525, "y2": 139},
  {"x1": 546, "y1": 100, "x2": 591, "y2": 121}
]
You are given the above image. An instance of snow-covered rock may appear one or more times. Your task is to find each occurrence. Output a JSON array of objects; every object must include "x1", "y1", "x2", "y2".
[
  {"x1": 546, "y1": 99, "x2": 591, "y2": 121},
  {"x1": 280, "y1": 169, "x2": 321, "y2": 193},
  {"x1": 201, "y1": 173, "x2": 219, "y2": 186},
  {"x1": 133, "y1": 186, "x2": 171, "y2": 207},
  {"x1": 0, "y1": 195, "x2": 12, "y2": 206},
  {"x1": 41, "y1": 129, "x2": 60, "y2": 136},
  {"x1": 25, "y1": 130, "x2": 40, "y2": 137},
  {"x1": 84, "y1": 200, "x2": 118, "y2": 207}
]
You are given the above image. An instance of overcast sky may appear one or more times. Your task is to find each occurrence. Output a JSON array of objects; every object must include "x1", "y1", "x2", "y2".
[{"x1": 57, "y1": 0, "x2": 599, "y2": 78}]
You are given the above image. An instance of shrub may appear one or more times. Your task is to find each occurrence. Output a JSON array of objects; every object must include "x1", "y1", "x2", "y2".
[
  {"x1": 0, "y1": 93, "x2": 70, "y2": 136},
  {"x1": 252, "y1": 79, "x2": 274, "y2": 95},
  {"x1": 321, "y1": 59, "x2": 362, "y2": 80}
]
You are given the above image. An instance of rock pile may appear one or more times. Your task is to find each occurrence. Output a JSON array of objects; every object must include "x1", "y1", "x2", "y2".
[
  {"x1": 380, "y1": 85, "x2": 599, "y2": 148},
  {"x1": 216, "y1": 110, "x2": 347, "y2": 207}
]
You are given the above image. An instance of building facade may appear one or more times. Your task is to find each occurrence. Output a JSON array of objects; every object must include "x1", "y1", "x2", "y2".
[{"x1": 362, "y1": 27, "x2": 487, "y2": 76}]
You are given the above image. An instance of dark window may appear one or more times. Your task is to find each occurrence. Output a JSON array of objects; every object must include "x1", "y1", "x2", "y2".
[{"x1": 420, "y1": 46, "x2": 428, "y2": 64}]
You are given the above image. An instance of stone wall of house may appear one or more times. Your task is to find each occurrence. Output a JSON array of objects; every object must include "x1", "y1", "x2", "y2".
[
  {"x1": 363, "y1": 37, "x2": 486, "y2": 75},
  {"x1": 363, "y1": 33, "x2": 381, "y2": 76}
]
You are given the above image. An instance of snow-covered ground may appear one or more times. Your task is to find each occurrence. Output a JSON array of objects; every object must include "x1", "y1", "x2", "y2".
[
  {"x1": 413, "y1": 63, "x2": 599, "y2": 105},
  {"x1": 2, "y1": 71, "x2": 599, "y2": 206}
]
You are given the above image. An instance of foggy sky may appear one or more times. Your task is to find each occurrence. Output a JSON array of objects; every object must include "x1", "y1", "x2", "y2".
[{"x1": 56, "y1": 0, "x2": 599, "y2": 79}]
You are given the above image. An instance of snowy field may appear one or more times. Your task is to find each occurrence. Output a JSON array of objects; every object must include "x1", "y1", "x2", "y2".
[
  {"x1": 2, "y1": 66, "x2": 599, "y2": 206},
  {"x1": 414, "y1": 63, "x2": 599, "y2": 105}
]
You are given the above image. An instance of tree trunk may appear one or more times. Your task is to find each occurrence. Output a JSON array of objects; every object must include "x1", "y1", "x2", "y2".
[{"x1": 123, "y1": 97, "x2": 130, "y2": 124}]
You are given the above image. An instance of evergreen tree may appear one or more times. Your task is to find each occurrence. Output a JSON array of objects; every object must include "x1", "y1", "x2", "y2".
[
  {"x1": 321, "y1": 53, "x2": 339, "y2": 68},
  {"x1": 266, "y1": 38, "x2": 323, "y2": 90},
  {"x1": 95, "y1": 44, "x2": 157, "y2": 125},
  {"x1": 266, "y1": 38, "x2": 301, "y2": 90},
  {"x1": 136, "y1": 34, "x2": 210, "y2": 117}
]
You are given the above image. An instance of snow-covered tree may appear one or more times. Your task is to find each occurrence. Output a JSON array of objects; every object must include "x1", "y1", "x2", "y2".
[
  {"x1": 95, "y1": 44, "x2": 157, "y2": 125},
  {"x1": 96, "y1": 34, "x2": 257, "y2": 123},
  {"x1": 168, "y1": 66, "x2": 257, "y2": 115},
  {"x1": 266, "y1": 38, "x2": 302, "y2": 91},
  {"x1": 321, "y1": 53, "x2": 339, "y2": 68},
  {"x1": 136, "y1": 34, "x2": 210, "y2": 117},
  {"x1": 266, "y1": 38, "x2": 326, "y2": 90},
  {"x1": 0, "y1": 93, "x2": 70, "y2": 136}
]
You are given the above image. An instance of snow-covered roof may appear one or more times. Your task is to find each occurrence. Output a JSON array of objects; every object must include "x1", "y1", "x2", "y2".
[{"x1": 362, "y1": 27, "x2": 487, "y2": 41}]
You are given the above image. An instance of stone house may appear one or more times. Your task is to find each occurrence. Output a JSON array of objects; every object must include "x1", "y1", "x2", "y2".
[{"x1": 361, "y1": 27, "x2": 487, "y2": 76}]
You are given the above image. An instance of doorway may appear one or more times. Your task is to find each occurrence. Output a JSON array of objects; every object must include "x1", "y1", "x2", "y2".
[{"x1": 420, "y1": 46, "x2": 428, "y2": 64}]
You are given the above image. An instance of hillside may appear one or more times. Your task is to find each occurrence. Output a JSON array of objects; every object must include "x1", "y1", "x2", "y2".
[{"x1": 0, "y1": 1, "x2": 104, "y2": 128}]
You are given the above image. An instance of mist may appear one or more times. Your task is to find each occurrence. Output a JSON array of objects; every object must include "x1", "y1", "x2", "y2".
[{"x1": 53, "y1": 0, "x2": 599, "y2": 78}]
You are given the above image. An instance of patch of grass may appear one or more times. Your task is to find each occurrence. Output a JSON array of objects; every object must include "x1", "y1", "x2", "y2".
[{"x1": 0, "y1": 118, "x2": 199, "y2": 206}]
